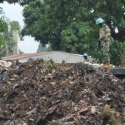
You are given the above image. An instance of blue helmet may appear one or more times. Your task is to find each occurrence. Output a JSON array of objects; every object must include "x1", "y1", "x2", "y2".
[
  {"x1": 83, "y1": 53, "x2": 88, "y2": 56},
  {"x1": 96, "y1": 18, "x2": 104, "y2": 24}
]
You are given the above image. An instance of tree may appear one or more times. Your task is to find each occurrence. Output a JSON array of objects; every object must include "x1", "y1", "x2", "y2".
[
  {"x1": 0, "y1": 0, "x2": 19, "y2": 4},
  {"x1": 10, "y1": 21, "x2": 21, "y2": 55},
  {"x1": 21, "y1": 0, "x2": 125, "y2": 65},
  {"x1": 110, "y1": 41, "x2": 125, "y2": 66},
  {"x1": 0, "y1": 0, "x2": 32, "y2": 5},
  {"x1": 0, "y1": 3, "x2": 23, "y2": 57},
  {"x1": 61, "y1": 22, "x2": 94, "y2": 53},
  {"x1": 0, "y1": 7, "x2": 8, "y2": 47},
  {"x1": 21, "y1": 0, "x2": 98, "y2": 52},
  {"x1": 0, "y1": 21, "x2": 21, "y2": 56},
  {"x1": 45, "y1": 0, "x2": 125, "y2": 41},
  {"x1": 37, "y1": 43, "x2": 48, "y2": 52}
]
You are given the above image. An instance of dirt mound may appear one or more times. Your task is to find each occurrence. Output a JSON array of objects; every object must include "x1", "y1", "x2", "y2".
[{"x1": 0, "y1": 59, "x2": 125, "y2": 125}]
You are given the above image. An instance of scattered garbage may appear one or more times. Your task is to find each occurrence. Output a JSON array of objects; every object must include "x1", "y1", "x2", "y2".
[
  {"x1": 0, "y1": 59, "x2": 125, "y2": 125},
  {"x1": 0, "y1": 60, "x2": 12, "y2": 67}
]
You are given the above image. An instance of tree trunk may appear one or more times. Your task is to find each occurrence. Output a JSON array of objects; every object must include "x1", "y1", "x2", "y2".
[
  {"x1": 4, "y1": 40, "x2": 9, "y2": 56},
  {"x1": 13, "y1": 43, "x2": 19, "y2": 55}
]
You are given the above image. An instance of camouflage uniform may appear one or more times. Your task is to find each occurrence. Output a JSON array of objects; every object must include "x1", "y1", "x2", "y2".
[{"x1": 99, "y1": 23, "x2": 111, "y2": 63}]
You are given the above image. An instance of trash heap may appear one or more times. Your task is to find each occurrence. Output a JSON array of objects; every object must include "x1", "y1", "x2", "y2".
[{"x1": 0, "y1": 59, "x2": 125, "y2": 125}]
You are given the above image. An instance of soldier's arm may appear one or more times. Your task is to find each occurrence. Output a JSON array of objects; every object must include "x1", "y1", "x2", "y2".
[{"x1": 103, "y1": 25, "x2": 111, "y2": 37}]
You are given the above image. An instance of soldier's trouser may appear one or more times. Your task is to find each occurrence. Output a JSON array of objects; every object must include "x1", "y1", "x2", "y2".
[{"x1": 101, "y1": 38, "x2": 110, "y2": 64}]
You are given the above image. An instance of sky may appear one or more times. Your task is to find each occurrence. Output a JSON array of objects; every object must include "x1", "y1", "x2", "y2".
[{"x1": 0, "y1": 2, "x2": 39, "y2": 53}]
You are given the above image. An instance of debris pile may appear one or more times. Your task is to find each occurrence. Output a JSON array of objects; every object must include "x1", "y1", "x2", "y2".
[{"x1": 0, "y1": 59, "x2": 125, "y2": 125}]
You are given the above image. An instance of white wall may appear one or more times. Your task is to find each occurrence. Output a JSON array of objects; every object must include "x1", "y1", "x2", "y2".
[{"x1": 18, "y1": 51, "x2": 84, "y2": 63}]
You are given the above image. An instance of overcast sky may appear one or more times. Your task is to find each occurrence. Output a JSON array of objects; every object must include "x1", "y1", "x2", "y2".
[{"x1": 0, "y1": 2, "x2": 39, "y2": 53}]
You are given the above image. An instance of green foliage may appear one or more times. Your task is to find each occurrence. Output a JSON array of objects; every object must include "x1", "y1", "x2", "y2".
[
  {"x1": 21, "y1": 0, "x2": 125, "y2": 65},
  {"x1": 0, "y1": 35, "x2": 4, "y2": 47},
  {"x1": 44, "y1": 59, "x2": 55, "y2": 74},
  {"x1": 0, "y1": 0, "x2": 33, "y2": 5},
  {"x1": 61, "y1": 22, "x2": 93, "y2": 53},
  {"x1": 110, "y1": 40, "x2": 125, "y2": 66},
  {"x1": 57, "y1": 66, "x2": 73, "y2": 77},
  {"x1": 0, "y1": 8, "x2": 8, "y2": 48},
  {"x1": 100, "y1": 108, "x2": 122, "y2": 125},
  {"x1": 0, "y1": 3, "x2": 23, "y2": 57},
  {"x1": 0, "y1": 17, "x2": 8, "y2": 32},
  {"x1": 0, "y1": 21, "x2": 21, "y2": 56},
  {"x1": 22, "y1": 0, "x2": 62, "y2": 50},
  {"x1": 90, "y1": 40, "x2": 125, "y2": 66},
  {"x1": 10, "y1": 21, "x2": 20, "y2": 32},
  {"x1": 37, "y1": 43, "x2": 48, "y2": 52}
]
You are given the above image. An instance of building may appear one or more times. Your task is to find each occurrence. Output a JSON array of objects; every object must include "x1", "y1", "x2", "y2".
[{"x1": 2, "y1": 51, "x2": 84, "y2": 63}]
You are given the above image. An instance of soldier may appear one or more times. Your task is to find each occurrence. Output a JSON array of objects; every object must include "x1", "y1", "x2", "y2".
[
  {"x1": 83, "y1": 53, "x2": 89, "y2": 62},
  {"x1": 96, "y1": 18, "x2": 112, "y2": 68}
]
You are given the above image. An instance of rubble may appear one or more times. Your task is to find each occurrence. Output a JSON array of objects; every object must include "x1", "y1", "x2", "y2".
[
  {"x1": 0, "y1": 60, "x2": 12, "y2": 68},
  {"x1": 0, "y1": 59, "x2": 125, "y2": 125}
]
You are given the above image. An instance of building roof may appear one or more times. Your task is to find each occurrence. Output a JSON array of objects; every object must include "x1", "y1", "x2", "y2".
[
  {"x1": 2, "y1": 51, "x2": 83, "y2": 61},
  {"x1": 2, "y1": 51, "x2": 52, "y2": 61}
]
